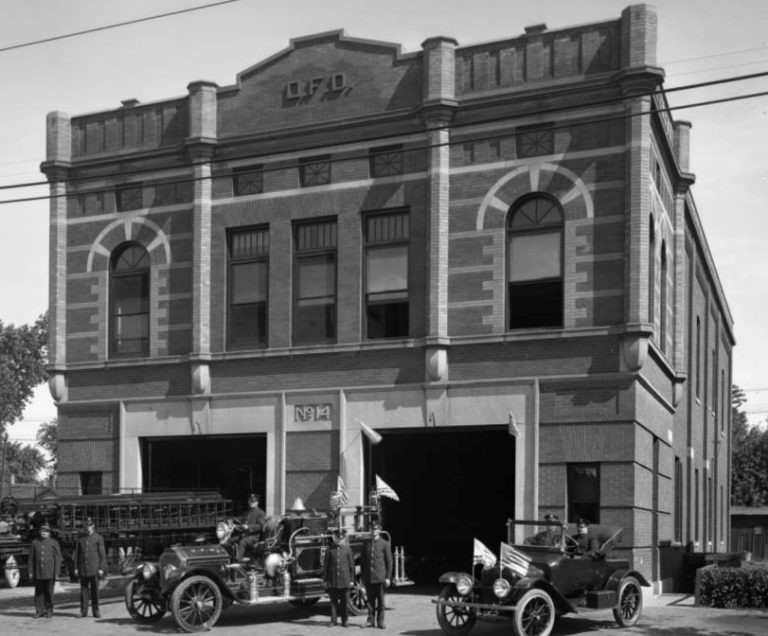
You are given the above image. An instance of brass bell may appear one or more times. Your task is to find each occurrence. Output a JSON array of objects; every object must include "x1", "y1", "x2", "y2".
[{"x1": 290, "y1": 497, "x2": 306, "y2": 512}]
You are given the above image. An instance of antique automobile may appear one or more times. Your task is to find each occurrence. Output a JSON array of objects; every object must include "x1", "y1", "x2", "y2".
[
  {"x1": 434, "y1": 519, "x2": 649, "y2": 636},
  {"x1": 125, "y1": 496, "x2": 412, "y2": 632}
]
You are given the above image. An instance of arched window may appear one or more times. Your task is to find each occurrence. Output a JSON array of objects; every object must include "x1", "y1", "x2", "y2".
[
  {"x1": 660, "y1": 242, "x2": 668, "y2": 353},
  {"x1": 648, "y1": 218, "x2": 656, "y2": 326},
  {"x1": 110, "y1": 243, "x2": 150, "y2": 356},
  {"x1": 507, "y1": 195, "x2": 563, "y2": 329}
]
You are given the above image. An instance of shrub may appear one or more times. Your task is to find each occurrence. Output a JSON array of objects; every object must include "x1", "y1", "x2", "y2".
[{"x1": 698, "y1": 566, "x2": 768, "y2": 608}]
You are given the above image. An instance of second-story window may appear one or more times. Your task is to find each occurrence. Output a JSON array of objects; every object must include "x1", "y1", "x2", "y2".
[
  {"x1": 294, "y1": 219, "x2": 337, "y2": 345},
  {"x1": 233, "y1": 165, "x2": 264, "y2": 196},
  {"x1": 370, "y1": 145, "x2": 403, "y2": 178},
  {"x1": 300, "y1": 155, "x2": 331, "y2": 187},
  {"x1": 507, "y1": 195, "x2": 563, "y2": 329},
  {"x1": 516, "y1": 123, "x2": 554, "y2": 158},
  {"x1": 365, "y1": 211, "x2": 409, "y2": 339},
  {"x1": 116, "y1": 184, "x2": 143, "y2": 211},
  {"x1": 228, "y1": 227, "x2": 269, "y2": 348},
  {"x1": 110, "y1": 242, "x2": 150, "y2": 357}
]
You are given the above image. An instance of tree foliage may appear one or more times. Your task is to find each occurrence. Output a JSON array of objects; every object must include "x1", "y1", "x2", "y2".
[
  {"x1": 0, "y1": 313, "x2": 48, "y2": 434},
  {"x1": 3, "y1": 441, "x2": 46, "y2": 484},
  {"x1": 36, "y1": 418, "x2": 58, "y2": 485},
  {"x1": 731, "y1": 384, "x2": 768, "y2": 506}
]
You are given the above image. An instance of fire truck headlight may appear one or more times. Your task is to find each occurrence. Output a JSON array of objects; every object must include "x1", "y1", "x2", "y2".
[
  {"x1": 164, "y1": 564, "x2": 178, "y2": 580},
  {"x1": 216, "y1": 521, "x2": 228, "y2": 540},
  {"x1": 493, "y1": 578, "x2": 511, "y2": 598},
  {"x1": 455, "y1": 575, "x2": 473, "y2": 596},
  {"x1": 141, "y1": 563, "x2": 157, "y2": 580}
]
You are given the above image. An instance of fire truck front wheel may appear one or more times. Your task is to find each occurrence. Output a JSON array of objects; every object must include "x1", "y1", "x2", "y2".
[{"x1": 171, "y1": 575, "x2": 223, "y2": 633}]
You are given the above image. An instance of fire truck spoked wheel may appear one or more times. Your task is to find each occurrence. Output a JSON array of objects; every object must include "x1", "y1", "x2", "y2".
[
  {"x1": 347, "y1": 562, "x2": 368, "y2": 616},
  {"x1": 171, "y1": 575, "x2": 223, "y2": 633},
  {"x1": 124, "y1": 577, "x2": 166, "y2": 623}
]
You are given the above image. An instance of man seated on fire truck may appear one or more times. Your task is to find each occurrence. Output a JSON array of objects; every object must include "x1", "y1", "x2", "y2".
[{"x1": 237, "y1": 493, "x2": 266, "y2": 560}]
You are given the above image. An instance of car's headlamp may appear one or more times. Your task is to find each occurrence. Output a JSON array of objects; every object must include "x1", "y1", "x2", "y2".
[
  {"x1": 164, "y1": 564, "x2": 178, "y2": 580},
  {"x1": 455, "y1": 575, "x2": 473, "y2": 596},
  {"x1": 141, "y1": 563, "x2": 157, "y2": 580},
  {"x1": 493, "y1": 577, "x2": 512, "y2": 598},
  {"x1": 216, "y1": 521, "x2": 228, "y2": 540}
]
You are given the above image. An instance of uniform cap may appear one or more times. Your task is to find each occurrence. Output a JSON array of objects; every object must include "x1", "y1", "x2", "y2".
[
  {"x1": 248, "y1": 493, "x2": 260, "y2": 504},
  {"x1": 85, "y1": 517, "x2": 95, "y2": 526},
  {"x1": 544, "y1": 514, "x2": 560, "y2": 523},
  {"x1": 40, "y1": 523, "x2": 51, "y2": 532},
  {"x1": 576, "y1": 517, "x2": 590, "y2": 527}
]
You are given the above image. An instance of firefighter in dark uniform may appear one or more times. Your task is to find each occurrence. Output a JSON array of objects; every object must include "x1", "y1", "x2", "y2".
[
  {"x1": 30, "y1": 523, "x2": 62, "y2": 618},
  {"x1": 322, "y1": 527, "x2": 355, "y2": 627},
  {"x1": 573, "y1": 518, "x2": 603, "y2": 557},
  {"x1": 237, "y1": 493, "x2": 266, "y2": 559},
  {"x1": 361, "y1": 521, "x2": 393, "y2": 629},
  {"x1": 73, "y1": 516, "x2": 107, "y2": 618},
  {"x1": 525, "y1": 513, "x2": 562, "y2": 546}
]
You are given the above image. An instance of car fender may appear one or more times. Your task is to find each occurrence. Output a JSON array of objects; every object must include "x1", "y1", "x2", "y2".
[
  {"x1": 606, "y1": 569, "x2": 651, "y2": 590},
  {"x1": 438, "y1": 571, "x2": 479, "y2": 586},
  {"x1": 166, "y1": 568, "x2": 236, "y2": 601},
  {"x1": 513, "y1": 577, "x2": 576, "y2": 615}
]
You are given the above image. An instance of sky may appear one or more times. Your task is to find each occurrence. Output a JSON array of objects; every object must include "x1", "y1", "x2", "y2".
[{"x1": 1, "y1": 0, "x2": 767, "y2": 449}]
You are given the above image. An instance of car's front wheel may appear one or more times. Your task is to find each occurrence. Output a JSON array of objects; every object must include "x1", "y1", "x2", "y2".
[
  {"x1": 512, "y1": 588, "x2": 555, "y2": 636},
  {"x1": 435, "y1": 584, "x2": 477, "y2": 635},
  {"x1": 613, "y1": 576, "x2": 643, "y2": 626},
  {"x1": 170, "y1": 575, "x2": 223, "y2": 633},
  {"x1": 125, "y1": 577, "x2": 166, "y2": 623}
]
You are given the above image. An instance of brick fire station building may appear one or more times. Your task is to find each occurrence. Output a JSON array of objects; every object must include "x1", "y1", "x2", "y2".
[{"x1": 42, "y1": 4, "x2": 734, "y2": 588}]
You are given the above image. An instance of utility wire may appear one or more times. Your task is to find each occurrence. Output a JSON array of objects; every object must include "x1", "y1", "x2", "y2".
[
  {"x1": 1, "y1": 85, "x2": 767, "y2": 207},
  {"x1": 0, "y1": 0, "x2": 246, "y2": 54},
  {"x1": 2, "y1": 67, "x2": 768, "y2": 194}
]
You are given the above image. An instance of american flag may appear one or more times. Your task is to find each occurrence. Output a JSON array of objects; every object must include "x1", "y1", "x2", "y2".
[
  {"x1": 375, "y1": 475, "x2": 400, "y2": 501},
  {"x1": 473, "y1": 538, "x2": 497, "y2": 569},
  {"x1": 335, "y1": 475, "x2": 349, "y2": 506},
  {"x1": 500, "y1": 542, "x2": 531, "y2": 578}
]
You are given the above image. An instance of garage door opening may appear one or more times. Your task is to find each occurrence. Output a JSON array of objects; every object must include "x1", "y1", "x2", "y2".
[
  {"x1": 141, "y1": 434, "x2": 267, "y2": 510},
  {"x1": 366, "y1": 426, "x2": 515, "y2": 583}
]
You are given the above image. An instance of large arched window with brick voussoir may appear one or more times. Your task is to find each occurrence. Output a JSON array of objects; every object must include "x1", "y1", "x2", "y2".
[
  {"x1": 110, "y1": 242, "x2": 150, "y2": 357},
  {"x1": 507, "y1": 194, "x2": 564, "y2": 329}
]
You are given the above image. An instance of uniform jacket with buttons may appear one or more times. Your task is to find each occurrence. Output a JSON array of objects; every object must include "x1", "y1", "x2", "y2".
[
  {"x1": 30, "y1": 536, "x2": 62, "y2": 580},
  {"x1": 361, "y1": 536, "x2": 392, "y2": 584},
  {"x1": 74, "y1": 530, "x2": 107, "y2": 577},
  {"x1": 322, "y1": 541, "x2": 355, "y2": 589}
]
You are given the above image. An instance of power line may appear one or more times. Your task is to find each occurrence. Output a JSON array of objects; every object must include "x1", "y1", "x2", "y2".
[
  {"x1": 1, "y1": 68, "x2": 768, "y2": 197},
  {"x1": 0, "y1": 0, "x2": 246, "y2": 54},
  {"x1": 1, "y1": 84, "x2": 767, "y2": 207},
  {"x1": 663, "y1": 44, "x2": 768, "y2": 66}
]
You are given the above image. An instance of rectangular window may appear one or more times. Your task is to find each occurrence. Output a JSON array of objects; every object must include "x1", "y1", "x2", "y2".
[
  {"x1": 694, "y1": 468, "x2": 700, "y2": 542},
  {"x1": 111, "y1": 273, "x2": 149, "y2": 354},
  {"x1": 695, "y1": 318, "x2": 701, "y2": 398},
  {"x1": 233, "y1": 165, "x2": 264, "y2": 196},
  {"x1": 80, "y1": 471, "x2": 102, "y2": 495},
  {"x1": 293, "y1": 219, "x2": 337, "y2": 344},
  {"x1": 674, "y1": 456, "x2": 683, "y2": 543},
  {"x1": 153, "y1": 180, "x2": 193, "y2": 206},
  {"x1": 508, "y1": 232, "x2": 563, "y2": 328},
  {"x1": 516, "y1": 123, "x2": 554, "y2": 158},
  {"x1": 299, "y1": 155, "x2": 331, "y2": 187},
  {"x1": 228, "y1": 227, "x2": 269, "y2": 348},
  {"x1": 370, "y1": 145, "x2": 404, "y2": 178},
  {"x1": 365, "y1": 211, "x2": 409, "y2": 339},
  {"x1": 567, "y1": 463, "x2": 600, "y2": 524},
  {"x1": 116, "y1": 184, "x2": 143, "y2": 211}
]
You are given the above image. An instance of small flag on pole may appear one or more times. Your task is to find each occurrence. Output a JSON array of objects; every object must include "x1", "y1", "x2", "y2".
[
  {"x1": 336, "y1": 475, "x2": 349, "y2": 506},
  {"x1": 375, "y1": 475, "x2": 400, "y2": 501},
  {"x1": 473, "y1": 538, "x2": 497, "y2": 569},
  {"x1": 500, "y1": 542, "x2": 531, "y2": 578}
]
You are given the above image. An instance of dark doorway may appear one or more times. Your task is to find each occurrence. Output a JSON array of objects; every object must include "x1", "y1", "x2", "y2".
[
  {"x1": 141, "y1": 434, "x2": 267, "y2": 511},
  {"x1": 367, "y1": 426, "x2": 515, "y2": 583}
]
